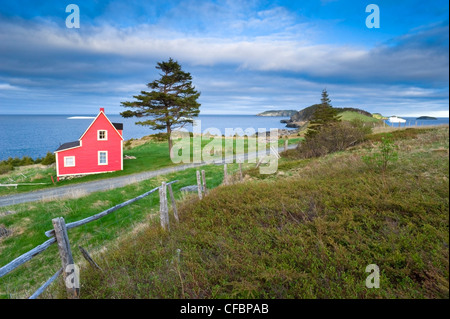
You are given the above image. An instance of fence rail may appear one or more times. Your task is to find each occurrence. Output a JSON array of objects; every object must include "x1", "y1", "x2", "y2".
[
  {"x1": 0, "y1": 179, "x2": 179, "y2": 299},
  {"x1": 0, "y1": 237, "x2": 56, "y2": 278},
  {"x1": 44, "y1": 180, "x2": 178, "y2": 238},
  {"x1": 28, "y1": 268, "x2": 62, "y2": 300}
]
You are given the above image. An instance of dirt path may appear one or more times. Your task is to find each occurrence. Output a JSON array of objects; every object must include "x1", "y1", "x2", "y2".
[
  {"x1": 0, "y1": 163, "x2": 206, "y2": 208},
  {"x1": 0, "y1": 145, "x2": 295, "y2": 208}
]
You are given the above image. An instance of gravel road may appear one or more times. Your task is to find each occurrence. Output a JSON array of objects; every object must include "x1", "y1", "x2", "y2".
[{"x1": 0, "y1": 144, "x2": 296, "y2": 208}]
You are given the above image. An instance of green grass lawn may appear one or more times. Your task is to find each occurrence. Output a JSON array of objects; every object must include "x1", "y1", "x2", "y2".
[{"x1": 0, "y1": 136, "x2": 302, "y2": 196}]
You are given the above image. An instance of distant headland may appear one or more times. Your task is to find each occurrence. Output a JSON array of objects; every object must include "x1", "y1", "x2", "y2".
[{"x1": 256, "y1": 110, "x2": 298, "y2": 117}]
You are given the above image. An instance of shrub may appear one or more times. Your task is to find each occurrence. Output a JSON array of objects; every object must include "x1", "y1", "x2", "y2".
[
  {"x1": 124, "y1": 140, "x2": 132, "y2": 150},
  {"x1": 41, "y1": 152, "x2": 56, "y2": 165},
  {"x1": 362, "y1": 134, "x2": 398, "y2": 173},
  {"x1": 19, "y1": 156, "x2": 34, "y2": 166},
  {"x1": 296, "y1": 121, "x2": 370, "y2": 158},
  {"x1": 152, "y1": 132, "x2": 169, "y2": 141},
  {"x1": 0, "y1": 163, "x2": 13, "y2": 175},
  {"x1": 349, "y1": 118, "x2": 373, "y2": 135},
  {"x1": 7, "y1": 157, "x2": 21, "y2": 166}
]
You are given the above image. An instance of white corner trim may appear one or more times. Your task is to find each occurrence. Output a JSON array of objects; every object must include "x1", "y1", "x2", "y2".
[{"x1": 121, "y1": 140, "x2": 123, "y2": 171}]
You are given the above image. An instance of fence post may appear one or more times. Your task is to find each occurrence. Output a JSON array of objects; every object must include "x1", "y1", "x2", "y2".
[
  {"x1": 255, "y1": 156, "x2": 264, "y2": 169},
  {"x1": 167, "y1": 184, "x2": 179, "y2": 223},
  {"x1": 223, "y1": 164, "x2": 228, "y2": 185},
  {"x1": 159, "y1": 182, "x2": 170, "y2": 231},
  {"x1": 201, "y1": 170, "x2": 207, "y2": 195},
  {"x1": 78, "y1": 246, "x2": 102, "y2": 271},
  {"x1": 196, "y1": 170, "x2": 203, "y2": 200},
  {"x1": 284, "y1": 139, "x2": 288, "y2": 152},
  {"x1": 52, "y1": 217, "x2": 79, "y2": 299}
]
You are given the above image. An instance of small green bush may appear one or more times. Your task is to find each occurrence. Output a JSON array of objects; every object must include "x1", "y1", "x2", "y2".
[
  {"x1": 41, "y1": 152, "x2": 56, "y2": 165},
  {"x1": 124, "y1": 140, "x2": 132, "y2": 150},
  {"x1": 152, "y1": 132, "x2": 169, "y2": 141},
  {"x1": 362, "y1": 134, "x2": 398, "y2": 173},
  {"x1": 296, "y1": 121, "x2": 370, "y2": 158},
  {"x1": 0, "y1": 163, "x2": 13, "y2": 175},
  {"x1": 19, "y1": 156, "x2": 34, "y2": 166}
]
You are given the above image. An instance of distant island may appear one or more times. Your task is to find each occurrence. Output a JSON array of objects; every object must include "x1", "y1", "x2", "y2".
[
  {"x1": 279, "y1": 105, "x2": 375, "y2": 128},
  {"x1": 256, "y1": 110, "x2": 298, "y2": 117},
  {"x1": 416, "y1": 116, "x2": 437, "y2": 120}
]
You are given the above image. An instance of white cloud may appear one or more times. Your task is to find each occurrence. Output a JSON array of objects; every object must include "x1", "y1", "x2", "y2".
[
  {"x1": 3, "y1": 17, "x2": 446, "y2": 87},
  {"x1": 0, "y1": 83, "x2": 24, "y2": 91},
  {"x1": 0, "y1": 8, "x2": 448, "y2": 116}
]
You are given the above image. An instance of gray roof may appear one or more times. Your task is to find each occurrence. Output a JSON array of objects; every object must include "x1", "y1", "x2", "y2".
[
  {"x1": 112, "y1": 122, "x2": 123, "y2": 130},
  {"x1": 55, "y1": 141, "x2": 80, "y2": 152}
]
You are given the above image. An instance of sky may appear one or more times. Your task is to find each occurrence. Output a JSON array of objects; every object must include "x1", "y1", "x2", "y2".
[{"x1": 0, "y1": 0, "x2": 448, "y2": 117}]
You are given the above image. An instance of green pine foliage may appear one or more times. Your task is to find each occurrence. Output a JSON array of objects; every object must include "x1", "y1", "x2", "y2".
[
  {"x1": 320, "y1": 88, "x2": 332, "y2": 106},
  {"x1": 121, "y1": 58, "x2": 201, "y2": 156},
  {"x1": 0, "y1": 152, "x2": 55, "y2": 174},
  {"x1": 305, "y1": 89, "x2": 341, "y2": 138},
  {"x1": 40, "y1": 152, "x2": 56, "y2": 165},
  {"x1": 0, "y1": 162, "x2": 13, "y2": 174}
]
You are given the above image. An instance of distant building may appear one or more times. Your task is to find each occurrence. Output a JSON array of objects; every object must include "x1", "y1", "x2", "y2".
[
  {"x1": 388, "y1": 116, "x2": 406, "y2": 123},
  {"x1": 54, "y1": 108, "x2": 123, "y2": 179}
]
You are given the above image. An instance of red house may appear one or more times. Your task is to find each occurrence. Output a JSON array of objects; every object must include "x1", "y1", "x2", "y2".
[{"x1": 55, "y1": 108, "x2": 124, "y2": 179}]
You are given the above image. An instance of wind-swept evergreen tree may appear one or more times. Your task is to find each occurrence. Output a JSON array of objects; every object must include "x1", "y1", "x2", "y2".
[
  {"x1": 121, "y1": 58, "x2": 201, "y2": 157},
  {"x1": 320, "y1": 88, "x2": 332, "y2": 107},
  {"x1": 305, "y1": 89, "x2": 340, "y2": 137}
]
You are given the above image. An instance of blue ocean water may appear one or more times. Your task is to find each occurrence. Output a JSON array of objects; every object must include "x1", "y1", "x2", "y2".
[
  {"x1": 0, "y1": 114, "x2": 296, "y2": 161},
  {"x1": 383, "y1": 117, "x2": 449, "y2": 127},
  {"x1": 1, "y1": 114, "x2": 448, "y2": 161}
]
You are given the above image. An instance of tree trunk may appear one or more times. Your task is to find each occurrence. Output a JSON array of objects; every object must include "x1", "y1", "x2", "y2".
[{"x1": 167, "y1": 125, "x2": 173, "y2": 159}]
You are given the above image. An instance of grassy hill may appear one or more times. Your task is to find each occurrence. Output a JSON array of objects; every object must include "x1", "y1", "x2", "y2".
[
  {"x1": 283, "y1": 105, "x2": 381, "y2": 129},
  {"x1": 71, "y1": 126, "x2": 448, "y2": 299},
  {"x1": 1, "y1": 126, "x2": 447, "y2": 299},
  {"x1": 338, "y1": 111, "x2": 381, "y2": 123}
]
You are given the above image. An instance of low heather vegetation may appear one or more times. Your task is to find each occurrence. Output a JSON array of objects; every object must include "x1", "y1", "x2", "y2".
[{"x1": 74, "y1": 126, "x2": 448, "y2": 299}]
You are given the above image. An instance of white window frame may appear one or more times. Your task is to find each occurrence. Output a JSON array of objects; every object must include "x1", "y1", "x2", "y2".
[
  {"x1": 98, "y1": 151, "x2": 108, "y2": 165},
  {"x1": 64, "y1": 156, "x2": 75, "y2": 167},
  {"x1": 98, "y1": 130, "x2": 108, "y2": 141}
]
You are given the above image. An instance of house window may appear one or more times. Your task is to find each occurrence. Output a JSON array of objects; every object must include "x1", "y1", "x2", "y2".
[
  {"x1": 98, "y1": 130, "x2": 107, "y2": 140},
  {"x1": 64, "y1": 156, "x2": 75, "y2": 167},
  {"x1": 98, "y1": 151, "x2": 108, "y2": 165}
]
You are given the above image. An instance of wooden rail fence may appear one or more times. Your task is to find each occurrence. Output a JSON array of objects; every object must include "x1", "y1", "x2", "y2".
[
  {"x1": 0, "y1": 180, "x2": 178, "y2": 299},
  {"x1": 2, "y1": 165, "x2": 241, "y2": 299}
]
